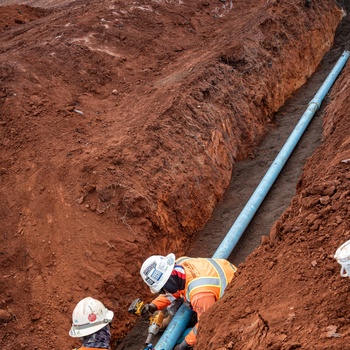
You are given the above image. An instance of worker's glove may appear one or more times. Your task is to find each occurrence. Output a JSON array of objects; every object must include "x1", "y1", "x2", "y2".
[
  {"x1": 173, "y1": 340, "x2": 191, "y2": 350},
  {"x1": 141, "y1": 303, "x2": 158, "y2": 319}
]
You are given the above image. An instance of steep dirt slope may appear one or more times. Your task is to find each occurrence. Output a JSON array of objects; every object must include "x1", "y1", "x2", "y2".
[{"x1": 0, "y1": 0, "x2": 346, "y2": 349}]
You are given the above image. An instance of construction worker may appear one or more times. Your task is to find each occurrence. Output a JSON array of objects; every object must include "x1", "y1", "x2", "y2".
[
  {"x1": 140, "y1": 253, "x2": 237, "y2": 350},
  {"x1": 69, "y1": 297, "x2": 114, "y2": 350}
]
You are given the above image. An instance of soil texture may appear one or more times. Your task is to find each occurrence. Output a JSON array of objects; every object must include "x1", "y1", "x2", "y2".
[{"x1": 0, "y1": 1, "x2": 350, "y2": 350}]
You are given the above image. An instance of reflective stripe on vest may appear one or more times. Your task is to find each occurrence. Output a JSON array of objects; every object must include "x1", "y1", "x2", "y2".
[
  {"x1": 207, "y1": 258, "x2": 229, "y2": 293},
  {"x1": 186, "y1": 258, "x2": 229, "y2": 301}
]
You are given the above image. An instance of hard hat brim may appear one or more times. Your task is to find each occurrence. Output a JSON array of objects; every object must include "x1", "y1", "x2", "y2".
[{"x1": 68, "y1": 309, "x2": 114, "y2": 338}]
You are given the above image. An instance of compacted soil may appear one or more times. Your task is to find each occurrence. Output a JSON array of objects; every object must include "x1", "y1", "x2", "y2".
[{"x1": 0, "y1": 0, "x2": 350, "y2": 349}]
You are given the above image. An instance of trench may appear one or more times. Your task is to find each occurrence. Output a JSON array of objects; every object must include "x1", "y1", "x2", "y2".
[{"x1": 114, "y1": 9, "x2": 350, "y2": 350}]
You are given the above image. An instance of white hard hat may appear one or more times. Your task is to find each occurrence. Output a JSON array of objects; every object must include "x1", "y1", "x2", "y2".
[
  {"x1": 140, "y1": 253, "x2": 175, "y2": 293},
  {"x1": 69, "y1": 297, "x2": 114, "y2": 338}
]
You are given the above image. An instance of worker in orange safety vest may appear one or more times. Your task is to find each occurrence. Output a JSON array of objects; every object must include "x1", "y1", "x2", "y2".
[
  {"x1": 140, "y1": 254, "x2": 237, "y2": 350},
  {"x1": 69, "y1": 297, "x2": 114, "y2": 350}
]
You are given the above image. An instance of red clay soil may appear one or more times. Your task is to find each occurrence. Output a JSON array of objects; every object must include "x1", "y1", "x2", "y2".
[{"x1": 0, "y1": 0, "x2": 349, "y2": 349}]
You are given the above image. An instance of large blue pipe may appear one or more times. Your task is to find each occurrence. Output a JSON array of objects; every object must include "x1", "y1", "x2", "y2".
[
  {"x1": 213, "y1": 49, "x2": 349, "y2": 260},
  {"x1": 154, "y1": 50, "x2": 350, "y2": 350}
]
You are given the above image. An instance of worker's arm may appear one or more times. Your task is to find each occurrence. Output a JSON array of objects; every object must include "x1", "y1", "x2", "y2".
[
  {"x1": 184, "y1": 292, "x2": 216, "y2": 346},
  {"x1": 151, "y1": 291, "x2": 181, "y2": 310}
]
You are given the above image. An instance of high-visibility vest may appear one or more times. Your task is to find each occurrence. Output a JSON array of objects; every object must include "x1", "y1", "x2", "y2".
[{"x1": 176, "y1": 257, "x2": 237, "y2": 302}]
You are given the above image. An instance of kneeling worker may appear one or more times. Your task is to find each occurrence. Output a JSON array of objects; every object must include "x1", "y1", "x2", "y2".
[
  {"x1": 140, "y1": 253, "x2": 237, "y2": 350},
  {"x1": 69, "y1": 297, "x2": 114, "y2": 350}
]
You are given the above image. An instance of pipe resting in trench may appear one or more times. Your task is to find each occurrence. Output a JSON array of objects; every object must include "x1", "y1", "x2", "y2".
[{"x1": 154, "y1": 50, "x2": 350, "y2": 350}]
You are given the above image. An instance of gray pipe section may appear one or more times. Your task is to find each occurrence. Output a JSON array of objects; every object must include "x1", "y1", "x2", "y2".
[{"x1": 155, "y1": 50, "x2": 350, "y2": 350}]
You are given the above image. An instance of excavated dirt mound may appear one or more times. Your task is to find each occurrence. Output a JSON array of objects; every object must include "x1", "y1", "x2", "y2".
[{"x1": 0, "y1": 0, "x2": 349, "y2": 349}]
